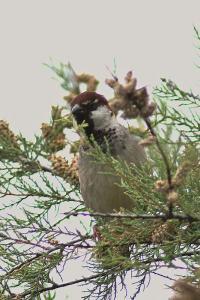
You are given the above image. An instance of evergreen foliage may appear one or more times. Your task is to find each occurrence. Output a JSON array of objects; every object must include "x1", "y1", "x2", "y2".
[{"x1": 0, "y1": 31, "x2": 199, "y2": 300}]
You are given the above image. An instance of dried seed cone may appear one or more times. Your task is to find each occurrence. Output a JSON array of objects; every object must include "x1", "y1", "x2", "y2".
[
  {"x1": 49, "y1": 155, "x2": 79, "y2": 184},
  {"x1": 69, "y1": 157, "x2": 79, "y2": 183},
  {"x1": 154, "y1": 179, "x2": 168, "y2": 192},
  {"x1": 63, "y1": 92, "x2": 78, "y2": 104},
  {"x1": 122, "y1": 105, "x2": 140, "y2": 118},
  {"x1": 124, "y1": 71, "x2": 137, "y2": 92},
  {"x1": 167, "y1": 190, "x2": 179, "y2": 205},
  {"x1": 0, "y1": 120, "x2": 19, "y2": 147},
  {"x1": 41, "y1": 123, "x2": 52, "y2": 139},
  {"x1": 106, "y1": 71, "x2": 156, "y2": 119},
  {"x1": 139, "y1": 135, "x2": 156, "y2": 147},
  {"x1": 151, "y1": 220, "x2": 176, "y2": 243},
  {"x1": 41, "y1": 123, "x2": 66, "y2": 152},
  {"x1": 173, "y1": 161, "x2": 192, "y2": 187},
  {"x1": 109, "y1": 97, "x2": 126, "y2": 114},
  {"x1": 63, "y1": 72, "x2": 99, "y2": 104},
  {"x1": 49, "y1": 154, "x2": 69, "y2": 177},
  {"x1": 140, "y1": 102, "x2": 156, "y2": 118},
  {"x1": 78, "y1": 73, "x2": 99, "y2": 92},
  {"x1": 48, "y1": 132, "x2": 66, "y2": 152},
  {"x1": 47, "y1": 236, "x2": 59, "y2": 245},
  {"x1": 62, "y1": 71, "x2": 98, "y2": 104},
  {"x1": 170, "y1": 280, "x2": 200, "y2": 300}
]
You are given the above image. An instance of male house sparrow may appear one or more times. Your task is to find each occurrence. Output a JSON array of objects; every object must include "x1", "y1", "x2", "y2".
[{"x1": 71, "y1": 91, "x2": 146, "y2": 213}]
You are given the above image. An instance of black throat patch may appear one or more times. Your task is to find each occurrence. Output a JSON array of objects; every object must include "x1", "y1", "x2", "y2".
[{"x1": 89, "y1": 127, "x2": 118, "y2": 154}]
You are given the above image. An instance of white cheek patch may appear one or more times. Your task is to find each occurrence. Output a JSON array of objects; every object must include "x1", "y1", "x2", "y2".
[{"x1": 91, "y1": 106, "x2": 114, "y2": 130}]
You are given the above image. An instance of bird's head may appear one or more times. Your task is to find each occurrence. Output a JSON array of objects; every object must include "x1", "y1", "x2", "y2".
[{"x1": 71, "y1": 92, "x2": 114, "y2": 137}]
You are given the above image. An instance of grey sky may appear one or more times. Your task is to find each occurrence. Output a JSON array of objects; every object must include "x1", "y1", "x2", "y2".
[{"x1": 0, "y1": 1, "x2": 199, "y2": 299}]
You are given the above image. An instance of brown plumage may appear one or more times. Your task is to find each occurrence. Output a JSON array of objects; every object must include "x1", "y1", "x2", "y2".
[
  {"x1": 170, "y1": 280, "x2": 200, "y2": 300},
  {"x1": 71, "y1": 91, "x2": 146, "y2": 213},
  {"x1": 71, "y1": 91, "x2": 109, "y2": 108}
]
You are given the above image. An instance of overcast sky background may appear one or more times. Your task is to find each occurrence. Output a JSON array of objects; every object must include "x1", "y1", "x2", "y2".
[{"x1": 0, "y1": 1, "x2": 200, "y2": 299}]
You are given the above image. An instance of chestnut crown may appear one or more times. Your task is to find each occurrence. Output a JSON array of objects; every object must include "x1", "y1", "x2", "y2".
[
  {"x1": 71, "y1": 91, "x2": 108, "y2": 109},
  {"x1": 71, "y1": 92, "x2": 113, "y2": 136}
]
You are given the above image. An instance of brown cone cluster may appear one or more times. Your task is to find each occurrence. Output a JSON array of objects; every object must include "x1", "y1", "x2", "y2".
[
  {"x1": 64, "y1": 72, "x2": 99, "y2": 104},
  {"x1": 49, "y1": 154, "x2": 79, "y2": 184},
  {"x1": 155, "y1": 161, "x2": 193, "y2": 193},
  {"x1": 0, "y1": 120, "x2": 19, "y2": 147},
  {"x1": 78, "y1": 73, "x2": 99, "y2": 92},
  {"x1": 173, "y1": 161, "x2": 192, "y2": 187},
  {"x1": 154, "y1": 180, "x2": 179, "y2": 206},
  {"x1": 166, "y1": 190, "x2": 179, "y2": 205},
  {"x1": 139, "y1": 135, "x2": 156, "y2": 147},
  {"x1": 154, "y1": 179, "x2": 169, "y2": 193},
  {"x1": 170, "y1": 280, "x2": 200, "y2": 300},
  {"x1": 41, "y1": 106, "x2": 72, "y2": 153},
  {"x1": 154, "y1": 160, "x2": 193, "y2": 207},
  {"x1": 41, "y1": 123, "x2": 66, "y2": 152},
  {"x1": 105, "y1": 71, "x2": 156, "y2": 119},
  {"x1": 151, "y1": 220, "x2": 177, "y2": 243}
]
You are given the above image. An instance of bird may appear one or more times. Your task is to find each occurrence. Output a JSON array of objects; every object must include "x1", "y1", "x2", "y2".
[{"x1": 71, "y1": 91, "x2": 146, "y2": 213}]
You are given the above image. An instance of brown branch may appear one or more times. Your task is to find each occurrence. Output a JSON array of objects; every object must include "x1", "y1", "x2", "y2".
[
  {"x1": 144, "y1": 117, "x2": 174, "y2": 217},
  {"x1": 151, "y1": 271, "x2": 174, "y2": 281},
  {"x1": 0, "y1": 191, "x2": 80, "y2": 203},
  {"x1": 18, "y1": 156, "x2": 54, "y2": 174},
  {"x1": 18, "y1": 270, "x2": 112, "y2": 299},
  {"x1": 144, "y1": 117, "x2": 173, "y2": 187},
  {"x1": 0, "y1": 232, "x2": 50, "y2": 251},
  {"x1": 64, "y1": 211, "x2": 199, "y2": 222}
]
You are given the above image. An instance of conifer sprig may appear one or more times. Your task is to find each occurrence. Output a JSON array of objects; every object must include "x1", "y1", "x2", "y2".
[{"x1": 0, "y1": 32, "x2": 200, "y2": 298}]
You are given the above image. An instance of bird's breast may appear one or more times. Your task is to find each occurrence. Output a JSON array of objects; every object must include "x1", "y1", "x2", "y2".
[
  {"x1": 78, "y1": 150, "x2": 135, "y2": 213},
  {"x1": 78, "y1": 126, "x2": 146, "y2": 213}
]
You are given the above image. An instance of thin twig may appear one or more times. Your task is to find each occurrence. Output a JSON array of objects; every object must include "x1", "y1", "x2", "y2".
[
  {"x1": 144, "y1": 117, "x2": 174, "y2": 216},
  {"x1": 0, "y1": 190, "x2": 80, "y2": 203},
  {"x1": 64, "y1": 211, "x2": 199, "y2": 222},
  {"x1": 18, "y1": 270, "x2": 112, "y2": 298},
  {"x1": 144, "y1": 117, "x2": 172, "y2": 187},
  {"x1": 3, "y1": 236, "x2": 91, "y2": 278},
  {"x1": 16, "y1": 250, "x2": 200, "y2": 299}
]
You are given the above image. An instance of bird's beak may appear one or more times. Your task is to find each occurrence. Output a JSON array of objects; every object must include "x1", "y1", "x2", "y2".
[{"x1": 71, "y1": 104, "x2": 81, "y2": 115}]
